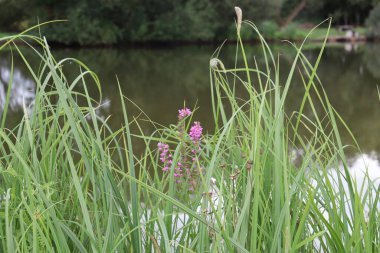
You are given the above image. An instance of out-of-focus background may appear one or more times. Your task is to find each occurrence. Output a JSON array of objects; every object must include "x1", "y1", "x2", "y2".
[{"x1": 0, "y1": 0, "x2": 380, "y2": 45}]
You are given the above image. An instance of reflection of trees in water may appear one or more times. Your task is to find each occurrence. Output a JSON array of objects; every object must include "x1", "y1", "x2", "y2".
[
  {"x1": 52, "y1": 47, "x2": 216, "y2": 130},
  {"x1": 320, "y1": 46, "x2": 380, "y2": 152},
  {"x1": 57, "y1": 45, "x2": 380, "y2": 153},
  {"x1": 0, "y1": 63, "x2": 35, "y2": 115},
  {"x1": 1, "y1": 45, "x2": 379, "y2": 153},
  {"x1": 282, "y1": 45, "x2": 380, "y2": 152},
  {"x1": 55, "y1": 47, "x2": 211, "y2": 96},
  {"x1": 363, "y1": 44, "x2": 380, "y2": 80}
]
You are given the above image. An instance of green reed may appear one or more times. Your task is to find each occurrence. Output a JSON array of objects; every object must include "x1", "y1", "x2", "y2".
[{"x1": 0, "y1": 12, "x2": 378, "y2": 252}]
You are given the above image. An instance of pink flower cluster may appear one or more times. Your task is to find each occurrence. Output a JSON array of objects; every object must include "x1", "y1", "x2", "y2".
[
  {"x1": 158, "y1": 142, "x2": 172, "y2": 171},
  {"x1": 178, "y1": 107, "x2": 192, "y2": 120},
  {"x1": 158, "y1": 107, "x2": 205, "y2": 189},
  {"x1": 157, "y1": 142, "x2": 183, "y2": 177},
  {"x1": 189, "y1": 121, "x2": 203, "y2": 144},
  {"x1": 174, "y1": 162, "x2": 183, "y2": 178}
]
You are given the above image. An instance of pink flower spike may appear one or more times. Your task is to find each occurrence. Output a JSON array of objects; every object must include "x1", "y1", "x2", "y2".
[
  {"x1": 178, "y1": 107, "x2": 192, "y2": 119},
  {"x1": 189, "y1": 121, "x2": 203, "y2": 143},
  {"x1": 158, "y1": 142, "x2": 172, "y2": 171}
]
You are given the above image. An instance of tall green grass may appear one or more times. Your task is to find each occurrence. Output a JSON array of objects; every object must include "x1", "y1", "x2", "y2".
[{"x1": 0, "y1": 14, "x2": 379, "y2": 252}]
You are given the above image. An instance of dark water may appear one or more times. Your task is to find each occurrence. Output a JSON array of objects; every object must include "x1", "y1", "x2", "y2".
[{"x1": 1, "y1": 43, "x2": 380, "y2": 162}]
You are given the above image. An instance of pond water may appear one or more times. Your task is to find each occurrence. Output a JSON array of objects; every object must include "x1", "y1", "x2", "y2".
[{"x1": 0, "y1": 42, "x2": 380, "y2": 175}]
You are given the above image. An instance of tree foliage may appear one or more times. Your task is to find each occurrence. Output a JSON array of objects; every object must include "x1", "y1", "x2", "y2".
[
  {"x1": 366, "y1": 2, "x2": 380, "y2": 37},
  {"x1": 0, "y1": 0, "x2": 378, "y2": 45}
]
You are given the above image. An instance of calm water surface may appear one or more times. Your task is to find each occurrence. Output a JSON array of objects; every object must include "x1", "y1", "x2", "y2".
[{"x1": 1, "y1": 43, "x2": 380, "y2": 173}]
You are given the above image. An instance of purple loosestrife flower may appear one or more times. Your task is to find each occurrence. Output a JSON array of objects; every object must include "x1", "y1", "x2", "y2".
[
  {"x1": 178, "y1": 107, "x2": 192, "y2": 120},
  {"x1": 174, "y1": 163, "x2": 184, "y2": 178},
  {"x1": 177, "y1": 107, "x2": 192, "y2": 180},
  {"x1": 158, "y1": 142, "x2": 172, "y2": 172},
  {"x1": 189, "y1": 121, "x2": 203, "y2": 144}
]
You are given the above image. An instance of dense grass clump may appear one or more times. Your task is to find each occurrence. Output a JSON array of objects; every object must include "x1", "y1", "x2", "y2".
[{"x1": 0, "y1": 16, "x2": 379, "y2": 252}]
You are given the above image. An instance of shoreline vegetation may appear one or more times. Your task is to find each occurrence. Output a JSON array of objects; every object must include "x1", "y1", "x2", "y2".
[
  {"x1": 0, "y1": 8, "x2": 379, "y2": 252},
  {"x1": 0, "y1": 26, "x2": 371, "y2": 48},
  {"x1": 1, "y1": 0, "x2": 379, "y2": 46}
]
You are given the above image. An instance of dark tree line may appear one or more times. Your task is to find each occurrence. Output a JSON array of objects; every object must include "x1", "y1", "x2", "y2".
[{"x1": 0, "y1": 0, "x2": 379, "y2": 45}]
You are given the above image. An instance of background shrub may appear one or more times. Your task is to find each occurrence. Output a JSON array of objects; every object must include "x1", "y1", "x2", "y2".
[
  {"x1": 366, "y1": 3, "x2": 380, "y2": 38},
  {"x1": 259, "y1": 20, "x2": 280, "y2": 39}
]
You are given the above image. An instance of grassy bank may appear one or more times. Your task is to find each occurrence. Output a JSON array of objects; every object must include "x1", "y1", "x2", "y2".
[
  {"x1": 298, "y1": 26, "x2": 367, "y2": 40},
  {"x1": 0, "y1": 15, "x2": 379, "y2": 253},
  {"x1": 0, "y1": 25, "x2": 369, "y2": 47},
  {"x1": 252, "y1": 22, "x2": 367, "y2": 42}
]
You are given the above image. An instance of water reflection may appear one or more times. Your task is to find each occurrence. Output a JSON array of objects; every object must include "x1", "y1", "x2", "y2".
[
  {"x1": 47, "y1": 45, "x2": 380, "y2": 153},
  {"x1": 0, "y1": 43, "x2": 379, "y2": 165},
  {"x1": 363, "y1": 44, "x2": 380, "y2": 80},
  {"x1": 0, "y1": 64, "x2": 35, "y2": 119},
  {"x1": 328, "y1": 153, "x2": 380, "y2": 219},
  {"x1": 343, "y1": 42, "x2": 359, "y2": 53},
  {"x1": 348, "y1": 152, "x2": 380, "y2": 187}
]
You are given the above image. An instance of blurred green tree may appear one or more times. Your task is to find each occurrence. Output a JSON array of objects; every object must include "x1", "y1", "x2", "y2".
[
  {"x1": 366, "y1": 2, "x2": 380, "y2": 37},
  {"x1": 0, "y1": 0, "x2": 379, "y2": 44},
  {"x1": 0, "y1": 0, "x2": 29, "y2": 30}
]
